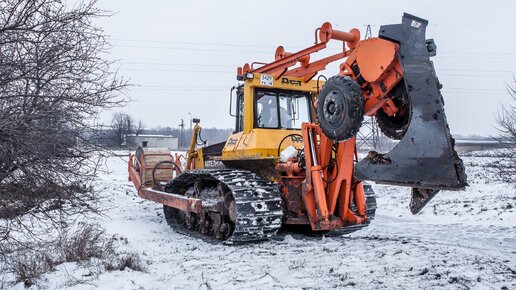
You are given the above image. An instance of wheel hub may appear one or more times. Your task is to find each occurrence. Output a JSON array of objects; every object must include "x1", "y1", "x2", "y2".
[{"x1": 323, "y1": 91, "x2": 346, "y2": 126}]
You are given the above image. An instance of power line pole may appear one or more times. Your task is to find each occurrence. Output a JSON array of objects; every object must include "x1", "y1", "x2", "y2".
[
  {"x1": 365, "y1": 24, "x2": 372, "y2": 39},
  {"x1": 357, "y1": 117, "x2": 380, "y2": 151},
  {"x1": 356, "y1": 24, "x2": 380, "y2": 152},
  {"x1": 179, "y1": 119, "x2": 185, "y2": 149},
  {"x1": 188, "y1": 112, "x2": 192, "y2": 140}
]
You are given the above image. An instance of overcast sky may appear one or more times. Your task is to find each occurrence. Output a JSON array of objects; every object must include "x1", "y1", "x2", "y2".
[{"x1": 95, "y1": 0, "x2": 516, "y2": 137}]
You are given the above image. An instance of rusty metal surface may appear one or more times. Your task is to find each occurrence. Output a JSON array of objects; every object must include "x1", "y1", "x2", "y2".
[
  {"x1": 128, "y1": 152, "x2": 203, "y2": 214},
  {"x1": 279, "y1": 177, "x2": 305, "y2": 219},
  {"x1": 140, "y1": 188, "x2": 203, "y2": 213}
]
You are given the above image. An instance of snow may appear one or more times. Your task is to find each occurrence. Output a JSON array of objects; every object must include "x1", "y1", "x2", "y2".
[{"x1": 12, "y1": 150, "x2": 516, "y2": 289}]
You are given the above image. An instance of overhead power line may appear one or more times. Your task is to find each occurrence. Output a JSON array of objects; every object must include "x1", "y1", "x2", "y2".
[
  {"x1": 113, "y1": 43, "x2": 516, "y2": 60},
  {"x1": 112, "y1": 38, "x2": 516, "y2": 57},
  {"x1": 440, "y1": 74, "x2": 514, "y2": 77},
  {"x1": 130, "y1": 88, "x2": 228, "y2": 92},
  {"x1": 114, "y1": 44, "x2": 272, "y2": 54},
  {"x1": 119, "y1": 68, "x2": 232, "y2": 73},
  {"x1": 127, "y1": 84, "x2": 508, "y2": 94},
  {"x1": 139, "y1": 85, "x2": 228, "y2": 88},
  {"x1": 443, "y1": 91, "x2": 506, "y2": 95},
  {"x1": 112, "y1": 38, "x2": 280, "y2": 49},
  {"x1": 116, "y1": 61, "x2": 515, "y2": 75},
  {"x1": 439, "y1": 68, "x2": 516, "y2": 73},
  {"x1": 114, "y1": 15, "x2": 516, "y2": 28},
  {"x1": 445, "y1": 87, "x2": 505, "y2": 92},
  {"x1": 120, "y1": 61, "x2": 234, "y2": 67},
  {"x1": 117, "y1": 67, "x2": 514, "y2": 78},
  {"x1": 127, "y1": 88, "x2": 507, "y2": 95}
]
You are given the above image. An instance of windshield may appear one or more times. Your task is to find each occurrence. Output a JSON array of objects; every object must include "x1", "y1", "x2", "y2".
[{"x1": 256, "y1": 90, "x2": 311, "y2": 129}]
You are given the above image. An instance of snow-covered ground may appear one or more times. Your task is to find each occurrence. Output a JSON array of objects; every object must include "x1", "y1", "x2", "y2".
[{"x1": 13, "y1": 150, "x2": 516, "y2": 289}]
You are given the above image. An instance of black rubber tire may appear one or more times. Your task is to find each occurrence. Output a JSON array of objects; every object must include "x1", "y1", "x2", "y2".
[
  {"x1": 375, "y1": 82, "x2": 410, "y2": 140},
  {"x1": 317, "y1": 76, "x2": 364, "y2": 141}
]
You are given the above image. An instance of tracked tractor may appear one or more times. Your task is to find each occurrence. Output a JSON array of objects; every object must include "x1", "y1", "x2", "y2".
[{"x1": 128, "y1": 14, "x2": 467, "y2": 243}]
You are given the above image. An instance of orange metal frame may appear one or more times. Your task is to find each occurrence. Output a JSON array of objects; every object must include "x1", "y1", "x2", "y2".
[
  {"x1": 241, "y1": 22, "x2": 399, "y2": 230},
  {"x1": 238, "y1": 22, "x2": 404, "y2": 118},
  {"x1": 128, "y1": 152, "x2": 202, "y2": 213},
  {"x1": 238, "y1": 22, "x2": 358, "y2": 82},
  {"x1": 300, "y1": 123, "x2": 366, "y2": 230}
]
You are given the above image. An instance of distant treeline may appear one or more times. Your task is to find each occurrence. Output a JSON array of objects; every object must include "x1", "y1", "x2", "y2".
[
  {"x1": 144, "y1": 126, "x2": 233, "y2": 148},
  {"x1": 87, "y1": 112, "x2": 234, "y2": 149},
  {"x1": 90, "y1": 124, "x2": 233, "y2": 149}
]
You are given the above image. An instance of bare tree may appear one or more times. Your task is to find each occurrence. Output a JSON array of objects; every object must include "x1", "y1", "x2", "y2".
[
  {"x1": 0, "y1": 0, "x2": 127, "y2": 259},
  {"x1": 497, "y1": 82, "x2": 516, "y2": 144},
  {"x1": 136, "y1": 119, "x2": 145, "y2": 136},
  {"x1": 494, "y1": 79, "x2": 516, "y2": 182},
  {"x1": 110, "y1": 112, "x2": 134, "y2": 146}
]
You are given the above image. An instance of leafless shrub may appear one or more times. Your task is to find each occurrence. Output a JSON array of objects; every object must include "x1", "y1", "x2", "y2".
[
  {"x1": 494, "y1": 79, "x2": 516, "y2": 182},
  {"x1": 60, "y1": 224, "x2": 115, "y2": 263},
  {"x1": 0, "y1": 0, "x2": 128, "y2": 256},
  {"x1": 5, "y1": 223, "x2": 144, "y2": 287},
  {"x1": 9, "y1": 253, "x2": 54, "y2": 288},
  {"x1": 496, "y1": 84, "x2": 516, "y2": 145},
  {"x1": 0, "y1": 0, "x2": 131, "y2": 285},
  {"x1": 103, "y1": 252, "x2": 145, "y2": 272}
]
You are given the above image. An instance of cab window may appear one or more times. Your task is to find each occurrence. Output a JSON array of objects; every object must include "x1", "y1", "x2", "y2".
[
  {"x1": 256, "y1": 92, "x2": 278, "y2": 128},
  {"x1": 279, "y1": 93, "x2": 310, "y2": 129},
  {"x1": 235, "y1": 93, "x2": 244, "y2": 132},
  {"x1": 255, "y1": 89, "x2": 311, "y2": 129}
]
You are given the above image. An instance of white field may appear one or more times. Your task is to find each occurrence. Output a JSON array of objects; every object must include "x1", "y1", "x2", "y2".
[{"x1": 12, "y1": 150, "x2": 516, "y2": 289}]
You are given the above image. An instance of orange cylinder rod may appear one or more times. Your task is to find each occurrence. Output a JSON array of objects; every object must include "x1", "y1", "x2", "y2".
[
  {"x1": 333, "y1": 29, "x2": 358, "y2": 43},
  {"x1": 354, "y1": 182, "x2": 367, "y2": 216},
  {"x1": 311, "y1": 165, "x2": 329, "y2": 219},
  {"x1": 319, "y1": 22, "x2": 360, "y2": 48},
  {"x1": 243, "y1": 42, "x2": 327, "y2": 75},
  {"x1": 275, "y1": 46, "x2": 310, "y2": 68}
]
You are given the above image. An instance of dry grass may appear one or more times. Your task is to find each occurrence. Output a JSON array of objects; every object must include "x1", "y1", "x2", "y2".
[
  {"x1": 10, "y1": 253, "x2": 54, "y2": 288},
  {"x1": 5, "y1": 223, "x2": 144, "y2": 288},
  {"x1": 104, "y1": 252, "x2": 145, "y2": 272}
]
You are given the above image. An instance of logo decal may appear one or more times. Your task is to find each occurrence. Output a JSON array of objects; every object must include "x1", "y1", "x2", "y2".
[
  {"x1": 227, "y1": 138, "x2": 238, "y2": 145},
  {"x1": 290, "y1": 135, "x2": 303, "y2": 143},
  {"x1": 281, "y1": 77, "x2": 302, "y2": 86}
]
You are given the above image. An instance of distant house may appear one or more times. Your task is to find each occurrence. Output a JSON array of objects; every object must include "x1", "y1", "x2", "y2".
[{"x1": 125, "y1": 134, "x2": 178, "y2": 150}]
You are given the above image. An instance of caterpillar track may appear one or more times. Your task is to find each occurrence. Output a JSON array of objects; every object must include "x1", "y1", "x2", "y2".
[
  {"x1": 283, "y1": 184, "x2": 377, "y2": 237},
  {"x1": 333, "y1": 184, "x2": 376, "y2": 235},
  {"x1": 161, "y1": 168, "x2": 377, "y2": 243},
  {"x1": 163, "y1": 169, "x2": 283, "y2": 244}
]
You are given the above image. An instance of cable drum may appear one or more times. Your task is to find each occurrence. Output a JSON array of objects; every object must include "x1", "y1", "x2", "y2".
[{"x1": 135, "y1": 147, "x2": 175, "y2": 187}]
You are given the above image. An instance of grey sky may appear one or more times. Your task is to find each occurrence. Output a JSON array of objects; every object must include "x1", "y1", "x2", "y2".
[{"x1": 96, "y1": 0, "x2": 516, "y2": 136}]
